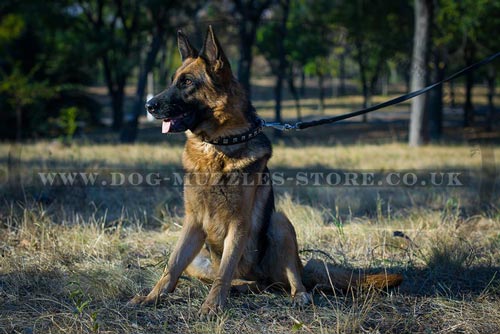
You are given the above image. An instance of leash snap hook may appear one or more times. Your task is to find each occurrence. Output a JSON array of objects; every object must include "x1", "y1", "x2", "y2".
[{"x1": 261, "y1": 119, "x2": 296, "y2": 131}]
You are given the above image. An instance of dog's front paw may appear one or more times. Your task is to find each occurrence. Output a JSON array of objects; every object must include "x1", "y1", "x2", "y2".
[
  {"x1": 126, "y1": 294, "x2": 158, "y2": 307},
  {"x1": 199, "y1": 285, "x2": 228, "y2": 319},
  {"x1": 292, "y1": 292, "x2": 312, "y2": 307},
  {"x1": 198, "y1": 300, "x2": 224, "y2": 320},
  {"x1": 199, "y1": 292, "x2": 227, "y2": 320}
]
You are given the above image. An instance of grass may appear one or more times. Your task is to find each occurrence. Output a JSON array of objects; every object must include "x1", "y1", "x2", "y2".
[{"x1": 1, "y1": 139, "x2": 499, "y2": 333}]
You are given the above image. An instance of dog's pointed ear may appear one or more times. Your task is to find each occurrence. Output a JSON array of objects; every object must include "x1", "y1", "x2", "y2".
[
  {"x1": 199, "y1": 25, "x2": 230, "y2": 74},
  {"x1": 177, "y1": 30, "x2": 198, "y2": 61}
]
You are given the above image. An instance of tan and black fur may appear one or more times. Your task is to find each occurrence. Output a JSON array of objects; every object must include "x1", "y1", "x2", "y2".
[{"x1": 129, "y1": 26, "x2": 402, "y2": 316}]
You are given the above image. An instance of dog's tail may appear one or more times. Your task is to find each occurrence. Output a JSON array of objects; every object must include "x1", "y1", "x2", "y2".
[{"x1": 302, "y1": 259, "x2": 403, "y2": 291}]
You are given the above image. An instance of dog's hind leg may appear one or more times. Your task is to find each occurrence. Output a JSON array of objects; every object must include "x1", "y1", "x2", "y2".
[
  {"x1": 186, "y1": 248, "x2": 264, "y2": 294},
  {"x1": 185, "y1": 243, "x2": 263, "y2": 312},
  {"x1": 185, "y1": 247, "x2": 217, "y2": 283},
  {"x1": 262, "y1": 212, "x2": 312, "y2": 306}
]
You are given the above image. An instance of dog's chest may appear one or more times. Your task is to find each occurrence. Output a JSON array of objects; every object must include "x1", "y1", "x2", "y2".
[
  {"x1": 184, "y1": 170, "x2": 250, "y2": 220},
  {"x1": 183, "y1": 173, "x2": 248, "y2": 253},
  {"x1": 183, "y1": 146, "x2": 263, "y2": 242}
]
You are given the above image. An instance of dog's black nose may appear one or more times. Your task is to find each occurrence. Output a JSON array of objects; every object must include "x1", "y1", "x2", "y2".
[{"x1": 145, "y1": 100, "x2": 159, "y2": 113}]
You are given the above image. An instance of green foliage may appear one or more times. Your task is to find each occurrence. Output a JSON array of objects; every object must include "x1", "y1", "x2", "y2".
[
  {"x1": 58, "y1": 107, "x2": 79, "y2": 143},
  {"x1": 436, "y1": 0, "x2": 489, "y2": 43},
  {"x1": 304, "y1": 57, "x2": 331, "y2": 77},
  {"x1": 433, "y1": 0, "x2": 500, "y2": 76},
  {"x1": 256, "y1": 0, "x2": 333, "y2": 73},
  {"x1": 477, "y1": 1, "x2": 500, "y2": 54},
  {"x1": 0, "y1": 0, "x2": 498, "y2": 140},
  {"x1": 67, "y1": 281, "x2": 100, "y2": 332},
  {"x1": 0, "y1": 66, "x2": 55, "y2": 107},
  {"x1": 334, "y1": 0, "x2": 413, "y2": 84},
  {"x1": 256, "y1": 21, "x2": 280, "y2": 71},
  {"x1": 68, "y1": 281, "x2": 92, "y2": 315},
  {"x1": 0, "y1": 1, "x2": 99, "y2": 139},
  {"x1": 0, "y1": 14, "x2": 25, "y2": 42},
  {"x1": 438, "y1": 0, "x2": 500, "y2": 64},
  {"x1": 291, "y1": 321, "x2": 304, "y2": 331},
  {"x1": 292, "y1": 0, "x2": 337, "y2": 75}
]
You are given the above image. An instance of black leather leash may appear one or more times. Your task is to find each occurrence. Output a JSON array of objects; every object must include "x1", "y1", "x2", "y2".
[{"x1": 262, "y1": 51, "x2": 500, "y2": 131}]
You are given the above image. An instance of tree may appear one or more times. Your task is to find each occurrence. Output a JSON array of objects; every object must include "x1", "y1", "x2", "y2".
[
  {"x1": 120, "y1": 0, "x2": 202, "y2": 143},
  {"x1": 304, "y1": 57, "x2": 330, "y2": 114},
  {"x1": 232, "y1": 0, "x2": 273, "y2": 95},
  {"x1": 459, "y1": 0, "x2": 497, "y2": 128},
  {"x1": 477, "y1": 2, "x2": 500, "y2": 131},
  {"x1": 409, "y1": 0, "x2": 433, "y2": 147},
  {"x1": 257, "y1": 0, "x2": 333, "y2": 120},
  {"x1": 426, "y1": 0, "x2": 466, "y2": 139},
  {"x1": 256, "y1": 0, "x2": 291, "y2": 127},
  {"x1": 0, "y1": 0, "x2": 97, "y2": 140},
  {"x1": 435, "y1": 0, "x2": 492, "y2": 128},
  {"x1": 427, "y1": 46, "x2": 446, "y2": 140},
  {"x1": 77, "y1": 0, "x2": 143, "y2": 131},
  {"x1": 335, "y1": 0, "x2": 413, "y2": 122},
  {"x1": 0, "y1": 67, "x2": 55, "y2": 141},
  {"x1": 273, "y1": 0, "x2": 290, "y2": 126}
]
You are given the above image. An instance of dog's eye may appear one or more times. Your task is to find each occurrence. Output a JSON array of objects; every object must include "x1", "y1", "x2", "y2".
[{"x1": 183, "y1": 79, "x2": 193, "y2": 86}]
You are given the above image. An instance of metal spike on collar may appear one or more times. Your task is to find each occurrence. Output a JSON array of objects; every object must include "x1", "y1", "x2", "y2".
[{"x1": 204, "y1": 119, "x2": 265, "y2": 146}]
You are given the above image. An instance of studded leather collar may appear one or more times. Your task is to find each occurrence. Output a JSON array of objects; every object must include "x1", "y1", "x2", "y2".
[{"x1": 204, "y1": 119, "x2": 264, "y2": 145}]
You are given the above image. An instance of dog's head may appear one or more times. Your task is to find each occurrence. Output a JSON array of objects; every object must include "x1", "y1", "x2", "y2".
[{"x1": 146, "y1": 26, "x2": 251, "y2": 139}]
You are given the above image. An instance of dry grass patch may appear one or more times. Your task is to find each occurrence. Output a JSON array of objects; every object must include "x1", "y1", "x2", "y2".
[{"x1": 1, "y1": 141, "x2": 499, "y2": 333}]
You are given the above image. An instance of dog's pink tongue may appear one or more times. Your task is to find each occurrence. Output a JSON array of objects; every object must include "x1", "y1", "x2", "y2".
[{"x1": 162, "y1": 120, "x2": 171, "y2": 133}]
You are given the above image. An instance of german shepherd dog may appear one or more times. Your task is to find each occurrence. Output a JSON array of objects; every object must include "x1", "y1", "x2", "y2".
[{"x1": 129, "y1": 26, "x2": 402, "y2": 316}]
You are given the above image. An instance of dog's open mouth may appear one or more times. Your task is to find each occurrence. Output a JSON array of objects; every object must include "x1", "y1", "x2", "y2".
[{"x1": 161, "y1": 112, "x2": 194, "y2": 133}]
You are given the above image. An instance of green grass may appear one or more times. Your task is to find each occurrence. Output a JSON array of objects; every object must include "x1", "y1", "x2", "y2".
[{"x1": 1, "y1": 140, "x2": 499, "y2": 333}]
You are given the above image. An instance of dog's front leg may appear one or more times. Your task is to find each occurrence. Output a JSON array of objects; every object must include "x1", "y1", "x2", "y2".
[
  {"x1": 129, "y1": 220, "x2": 205, "y2": 306},
  {"x1": 200, "y1": 221, "x2": 248, "y2": 316}
]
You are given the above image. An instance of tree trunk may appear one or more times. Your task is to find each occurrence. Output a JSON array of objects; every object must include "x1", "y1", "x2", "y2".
[
  {"x1": 463, "y1": 41, "x2": 475, "y2": 127},
  {"x1": 409, "y1": 0, "x2": 432, "y2": 147},
  {"x1": 15, "y1": 106, "x2": 22, "y2": 142},
  {"x1": 355, "y1": 40, "x2": 369, "y2": 122},
  {"x1": 273, "y1": 0, "x2": 290, "y2": 137},
  {"x1": 449, "y1": 80, "x2": 456, "y2": 108},
  {"x1": 428, "y1": 47, "x2": 445, "y2": 141},
  {"x1": 318, "y1": 74, "x2": 325, "y2": 114},
  {"x1": 111, "y1": 88, "x2": 124, "y2": 131},
  {"x1": 366, "y1": 60, "x2": 383, "y2": 123},
  {"x1": 238, "y1": 21, "x2": 258, "y2": 96},
  {"x1": 362, "y1": 91, "x2": 372, "y2": 123},
  {"x1": 382, "y1": 73, "x2": 388, "y2": 96},
  {"x1": 404, "y1": 71, "x2": 411, "y2": 93},
  {"x1": 361, "y1": 83, "x2": 369, "y2": 122},
  {"x1": 339, "y1": 51, "x2": 346, "y2": 96},
  {"x1": 300, "y1": 70, "x2": 306, "y2": 98},
  {"x1": 121, "y1": 32, "x2": 164, "y2": 142},
  {"x1": 274, "y1": 74, "x2": 283, "y2": 138},
  {"x1": 274, "y1": 4, "x2": 289, "y2": 125},
  {"x1": 486, "y1": 65, "x2": 496, "y2": 132},
  {"x1": 102, "y1": 55, "x2": 126, "y2": 132},
  {"x1": 120, "y1": 76, "x2": 147, "y2": 142},
  {"x1": 7, "y1": 144, "x2": 22, "y2": 189},
  {"x1": 158, "y1": 42, "x2": 168, "y2": 89},
  {"x1": 360, "y1": 75, "x2": 369, "y2": 122},
  {"x1": 233, "y1": 0, "x2": 272, "y2": 96},
  {"x1": 287, "y1": 68, "x2": 302, "y2": 121}
]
